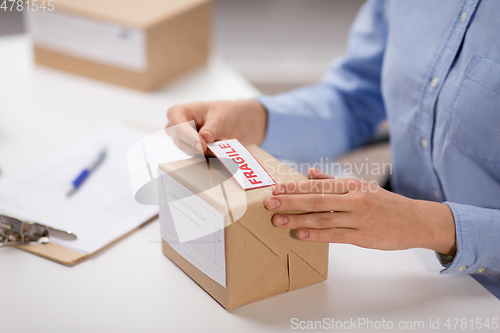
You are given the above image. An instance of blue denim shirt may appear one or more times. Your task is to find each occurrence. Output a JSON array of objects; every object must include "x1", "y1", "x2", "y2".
[{"x1": 257, "y1": 0, "x2": 500, "y2": 296}]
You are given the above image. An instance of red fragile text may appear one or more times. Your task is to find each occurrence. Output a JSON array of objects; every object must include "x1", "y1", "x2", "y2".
[{"x1": 218, "y1": 143, "x2": 263, "y2": 185}]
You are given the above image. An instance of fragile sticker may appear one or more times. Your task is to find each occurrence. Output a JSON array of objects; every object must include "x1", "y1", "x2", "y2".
[{"x1": 207, "y1": 139, "x2": 276, "y2": 190}]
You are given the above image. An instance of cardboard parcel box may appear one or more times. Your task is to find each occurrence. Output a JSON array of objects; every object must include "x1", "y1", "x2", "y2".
[
  {"x1": 26, "y1": 0, "x2": 211, "y2": 91},
  {"x1": 158, "y1": 145, "x2": 329, "y2": 309}
]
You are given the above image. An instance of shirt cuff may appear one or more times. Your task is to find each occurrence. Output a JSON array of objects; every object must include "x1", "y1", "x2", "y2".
[
  {"x1": 436, "y1": 202, "x2": 500, "y2": 279},
  {"x1": 255, "y1": 95, "x2": 293, "y2": 157},
  {"x1": 254, "y1": 85, "x2": 356, "y2": 162}
]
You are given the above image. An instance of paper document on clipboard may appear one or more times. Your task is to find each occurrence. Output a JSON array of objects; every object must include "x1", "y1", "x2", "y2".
[{"x1": 0, "y1": 122, "x2": 175, "y2": 259}]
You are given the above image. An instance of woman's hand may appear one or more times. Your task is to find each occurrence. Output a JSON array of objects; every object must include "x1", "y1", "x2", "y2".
[
  {"x1": 166, "y1": 100, "x2": 267, "y2": 155},
  {"x1": 265, "y1": 168, "x2": 457, "y2": 256}
]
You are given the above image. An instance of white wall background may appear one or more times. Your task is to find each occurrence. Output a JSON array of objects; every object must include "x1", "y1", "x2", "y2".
[{"x1": 213, "y1": 0, "x2": 364, "y2": 91}]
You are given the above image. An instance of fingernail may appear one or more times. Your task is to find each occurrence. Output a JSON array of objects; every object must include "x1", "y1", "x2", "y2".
[
  {"x1": 204, "y1": 131, "x2": 213, "y2": 142},
  {"x1": 267, "y1": 198, "x2": 281, "y2": 210},
  {"x1": 195, "y1": 142, "x2": 203, "y2": 153},
  {"x1": 274, "y1": 214, "x2": 288, "y2": 226},
  {"x1": 272, "y1": 185, "x2": 285, "y2": 195},
  {"x1": 298, "y1": 230, "x2": 310, "y2": 239}
]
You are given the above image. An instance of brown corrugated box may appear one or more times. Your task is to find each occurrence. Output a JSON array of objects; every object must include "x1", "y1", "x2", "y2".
[
  {"x1": 158, "y1": 145, "x2": 329, "y2": 310},
  {"x1": 28, "y1": 0, "x2": 211, "y2": 91}
]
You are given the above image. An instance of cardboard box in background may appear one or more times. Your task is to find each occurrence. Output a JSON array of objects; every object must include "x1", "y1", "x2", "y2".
[
  {"x1": 158, "y1": 146, "x2": 329, "y2": 310},
  {"x1": 26, "y1": 0, "x2": 211, "y2": 91}
]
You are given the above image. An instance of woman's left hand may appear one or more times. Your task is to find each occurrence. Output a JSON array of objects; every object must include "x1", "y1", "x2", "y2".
[{"x1": 265, "y1": 168, "x2": 457, "y2": 256}]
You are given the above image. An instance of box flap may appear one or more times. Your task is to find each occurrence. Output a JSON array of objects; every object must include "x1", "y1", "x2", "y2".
[
  {"x1": 287, "y1": 251, "x2": 327, "y2": 291},
  {"x1": 234, "y1": 146, "x2": 329, "y2": 280},
  {"x1": 225, "y1": 222, "x2": 289, "y2": 309},
  {"x1": 206, "y1": 146, "x2": 329, "y2": 283}
]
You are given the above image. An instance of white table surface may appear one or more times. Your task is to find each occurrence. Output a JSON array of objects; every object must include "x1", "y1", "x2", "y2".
[{"x1": 1, "y1": 35, "x2": 499, "y2": 333}]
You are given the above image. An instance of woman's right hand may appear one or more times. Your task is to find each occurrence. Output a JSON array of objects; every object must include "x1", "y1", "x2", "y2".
[{"x1": 166, "y1": 100, "x2": 268, "y2": 155}]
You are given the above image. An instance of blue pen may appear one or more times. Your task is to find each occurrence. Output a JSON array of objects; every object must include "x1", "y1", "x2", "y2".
[{"x1": 67, "y1": 148, "x2": 107, "y2": 197}]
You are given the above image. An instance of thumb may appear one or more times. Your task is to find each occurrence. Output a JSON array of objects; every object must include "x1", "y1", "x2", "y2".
[
  {"x1": 198, "y1": 115, "x2": 221, "y2": 144},
  {"x1": 307, "y1": 167, "x2": 335, "y2": 180}
]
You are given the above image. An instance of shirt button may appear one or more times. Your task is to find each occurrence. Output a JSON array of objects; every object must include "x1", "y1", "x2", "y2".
[
  {"x1": 430, "y1": 77, "x2": 439, "y2": 88},
  {"x1": 433, "y1": 190, "x2": 440, "y2": 200},
  {"x1": 421, "y1": 138, "x2": 428, "y2": 149},
  {"x1": 476, "y1": 267, "x2": 486, "y2": 274},
  {"x1": 461, "y1": 12, "x2": 467, "y2": 22},
  {"x1": 457, "y1": 265, "x2": 467, "y2": 272}
]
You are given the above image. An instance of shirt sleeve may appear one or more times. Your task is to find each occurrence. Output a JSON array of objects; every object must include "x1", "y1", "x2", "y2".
[
  {"x1": 438, "y1": 202, "x2": 500, "y2": 279},
  {"x1": 257, "y1": 0, "x2": 388, "y2": 161}
]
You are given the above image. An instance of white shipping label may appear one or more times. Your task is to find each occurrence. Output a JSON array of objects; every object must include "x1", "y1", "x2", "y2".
[
  {"x1": 26, "y1": 10, "x2": 147, "y2": 72},
  {"x1": 159, "y1": 172, "x2": 226, "y2": 287},
  {"x1": 207, "y1": 139, "x2": 276, "y2": 190}
]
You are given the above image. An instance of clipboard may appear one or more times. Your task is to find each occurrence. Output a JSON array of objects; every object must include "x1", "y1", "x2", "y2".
[
  {"x1": 13, "y1": 216, "x2": 157, "y2": 266},
  {"x1": 0, "y1": 212, "x2": 81, "y2": 265},
  {"x1": 17, "y1": 243, "x2": 89, "y2": 266},
  {"x1": 0, "y1": 122, "x2": 176, "y2": 266}
]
